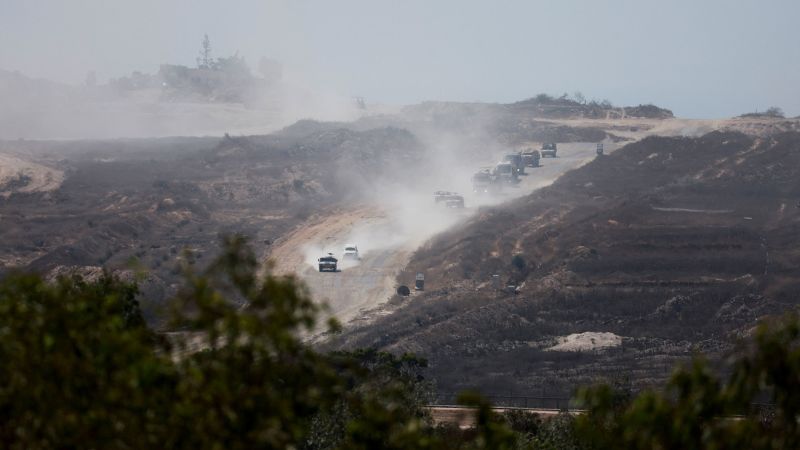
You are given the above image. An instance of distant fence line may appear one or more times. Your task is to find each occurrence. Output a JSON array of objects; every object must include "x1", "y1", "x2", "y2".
[
  {"x1": 432, "y1": 392, "x2": 777, "y2": 414},
  {"x1": 432, "y1": 392, "x2": 576, "y2": 411}
]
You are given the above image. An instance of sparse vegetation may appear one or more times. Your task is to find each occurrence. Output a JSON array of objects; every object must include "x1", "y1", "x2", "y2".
[
  {"x1": 510, "y1": 93, "x2": 673, "y2": 119},
  {"x1": 740, "y1": 106, "x2": 786, "y2": 119},
  {"x1": 576, "y1": 313, "x2": 800, "y2": 449}
]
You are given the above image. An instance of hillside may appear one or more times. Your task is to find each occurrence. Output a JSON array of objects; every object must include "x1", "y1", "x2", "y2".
[
  {"x1": 509, "y1": 95, "x2": 674, "y2": 119},
  {"x1": 0, "y1": 126, "x2": 423, "y2": 323},
  {"x1": 329, "y1": 131, "x2": 800, "y2": 395},
  {"x1": 389, "y1": 96, "x2": 673, "y2": 147}
]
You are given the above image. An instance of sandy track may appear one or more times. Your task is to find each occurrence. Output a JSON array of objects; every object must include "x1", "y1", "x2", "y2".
[
  {"x1": 269, "y1": 206, "x2": 383, "y2": 276},
  {"x1": 268, "y1": 207, "x2": 406, "y2": 324}
]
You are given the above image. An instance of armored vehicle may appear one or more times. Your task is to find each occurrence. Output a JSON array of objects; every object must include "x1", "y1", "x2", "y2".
[
  {"x1": 472, "y1": 168, "x2": 496, "y2": 194},
  {"x1": 318, "y1": 254, "x2": 338, "y2": 272},
  {"x1": 541, "y1": 142, "x2": 558, "y2": 158},
  {"x1": 503, "y1": 152, "x2": 525, "y2": 176},
  {"x1": 522, "y1": 149, "x2": 541, "y2": 167},
  {"x1": 493, "y1": 162, "x2": 518, "y2": 183}
]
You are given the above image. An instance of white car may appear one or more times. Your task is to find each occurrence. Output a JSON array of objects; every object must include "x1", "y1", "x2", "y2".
[{"x1": 343, "y1": 244, "x2": 360, "y2": 260}]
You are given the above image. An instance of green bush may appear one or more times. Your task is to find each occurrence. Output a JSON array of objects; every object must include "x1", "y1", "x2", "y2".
[
  {"x1": 0, "y1": 235, "x2": 522, "y2": 449},
  {"x1": 576, "y1": 313, "x2": 800, "y2": 449},
  {"x1": 6, "y1": 234, "x2": 800, "y2": 449}
]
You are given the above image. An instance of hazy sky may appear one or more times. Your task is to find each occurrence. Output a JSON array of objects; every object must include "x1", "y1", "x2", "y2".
[{"x1": 1, "y1": 0, "x2": 798, "y2": 118}]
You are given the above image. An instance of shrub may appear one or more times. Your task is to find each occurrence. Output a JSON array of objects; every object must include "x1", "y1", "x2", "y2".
[
  {"x1": 0, "y1": 236, "x2": 522, "y2": 449},
  {"x1": 576, "y1": 313, "x2": 800, "y2": 449}
]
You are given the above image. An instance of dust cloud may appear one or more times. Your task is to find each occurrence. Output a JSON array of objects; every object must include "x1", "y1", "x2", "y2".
[
  {"x1": 0, "y1": 65, "x2": 360, "y2": 140},
  {"x1": 298, "y1": 122, "x2": 542, "y2": 272}
]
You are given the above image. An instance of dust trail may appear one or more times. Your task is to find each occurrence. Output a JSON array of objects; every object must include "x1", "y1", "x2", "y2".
[{"x1": 271, "y1": 141, "x2": 605, "y2": 327}]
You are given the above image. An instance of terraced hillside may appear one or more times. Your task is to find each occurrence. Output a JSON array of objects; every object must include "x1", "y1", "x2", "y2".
[{"x1": 330, "y1": 131, "x2": 800, "y2": 395}]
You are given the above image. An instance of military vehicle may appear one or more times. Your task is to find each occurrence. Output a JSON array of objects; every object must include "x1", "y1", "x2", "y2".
[
  {"x1": 521, "y1": 149, "x2": 541, "y2": 167},
  {"x1": 596, "y1": 143, "x2": 604, "y2": 156},
  {"x1": 472, "y1": 168, "x2": 497, "y2": 194},
  {"x1": 434, "y1": 190, "x2": 459, "y2": 204},
  {"x1": 541, "y1": 142, "x2": 558, "y2": 158},
  {"x1": 503, "y1": 152, "x2": 525, "y2": 176},
  {"x1": 434, "y1": 191, "x2": 465, "y2": 207},
  {"x1": 343, "y1": 244, "x2": 360, "y2": 260},
  {"x1": 445, "y1": 195, "x2": 465, "y2": 208},
  {"x1": 318, "y1": 253, "x2": 338, "y2": 272},
  {"x1": 493, "y1": 161, "x2": 518, "y2": 184}
]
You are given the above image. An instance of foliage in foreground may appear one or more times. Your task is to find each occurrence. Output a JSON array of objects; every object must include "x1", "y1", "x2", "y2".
[
  {"x1": 578, "y1": 313, "x2": 800, "y2": 449},
  {"x1": 2, "y1": 235, "x2": 800, "y2": 449},
  {"x1": 0, "y1": 236, "x2": 530, "y2": 449}
]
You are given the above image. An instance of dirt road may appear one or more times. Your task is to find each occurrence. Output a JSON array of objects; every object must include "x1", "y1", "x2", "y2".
[
  {"x1": 268, "y1": 141, "x2": 618, "y2": 328},
  {"x1": 427, "y1": 406, "x2": 574, "y2": 428}
]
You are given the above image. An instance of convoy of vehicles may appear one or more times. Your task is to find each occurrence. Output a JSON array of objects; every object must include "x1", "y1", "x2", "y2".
[
  {"x1": 317, "y1": 244, "x2": 361, "y2": 273},
  {"x1": 471, "y1": 146, "x2": 547, "y2": 193},
  {"x1": 319, "y1": 142, "x2": 613, "y2": 277}
]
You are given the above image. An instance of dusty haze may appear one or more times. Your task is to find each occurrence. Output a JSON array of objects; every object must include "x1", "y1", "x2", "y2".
[{"x1": 2, "y1": 0, "x2": 799, "y2": 125}]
